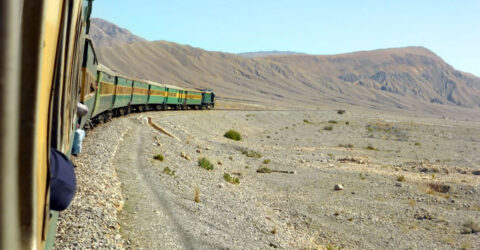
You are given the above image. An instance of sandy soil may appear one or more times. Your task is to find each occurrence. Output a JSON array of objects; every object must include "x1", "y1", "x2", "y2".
[{"x1": 57, "y1": 106, "x2": 480, "y2": 249}]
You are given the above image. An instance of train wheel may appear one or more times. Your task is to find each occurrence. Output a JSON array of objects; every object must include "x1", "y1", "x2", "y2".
[
  {"x1": 119, "y1": 108, "x2": 125, "y2": 116},
  {"x1": 138, "y1": 105, "x2": 144, "y2": 112},
  {"x1": 127, "y1": 106, "x2": 131, "y2": 114}
]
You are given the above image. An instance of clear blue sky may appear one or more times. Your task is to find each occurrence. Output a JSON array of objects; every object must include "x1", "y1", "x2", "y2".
[{"x1": 92, "y1": 0, "x2": 480, "y2": 77}]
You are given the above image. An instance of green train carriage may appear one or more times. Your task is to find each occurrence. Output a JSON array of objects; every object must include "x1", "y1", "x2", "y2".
[
  {"x1": 147, "y1": 81, "x2": 168, "y2": 110},
  {"x1": 80, "y1": 38, "x2": 98, "y2": 128},
  {"x1": 165, "y1": 84, "x2": 186, "y2": 109},
  {"x1": 91, "y1": 64, "x2": 116, "y2": 122},
  {"x1": 113, "y1": 75, "x2": 133, "y2": 115},
  {"x1": 184, "y1": 88, "x2": 203, "y2": 109},
  {"x1": 131, "y1": 79, "x2": 149, "y2": 112}
]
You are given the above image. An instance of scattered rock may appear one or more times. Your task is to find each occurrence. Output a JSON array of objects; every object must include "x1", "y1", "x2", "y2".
[
  {"x1": 472, "y1": 170, "x2": 480, "y2": 176},
  {"x1": 334, "y1": 184, "x2": 344, "y2": 191},
  {"x1": 218, "y1": 183, "x2": 225, "y2": 188},
  {"x1": 196, "y1": 149, "x2": 201, "y2": 153},
  {"x1": 338, "y1": 157, "x2": 367, "y2": 164},
  {"x1": 428, "y1": 183, "x2": 451, "y2": 193},
  {"x1": 217, "y1": 160, "x2": 223, "y2": 165},
  {"x1": 461, "y1": 220, "x2": 480, "y2": 234},
  {"x1": 181, "y1": 152, "x2": 186, "y2": 158},
  {"x1": 395, "y1": 182, "x2": 403, "y2": 187},
  {"x1": 185, "y1": 155, "x2": 191, "y2": 161}
]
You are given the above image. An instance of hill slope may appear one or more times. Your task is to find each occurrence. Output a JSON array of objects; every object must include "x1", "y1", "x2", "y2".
[
  {"x1": 92, "y1": 18, "x2": 480, "y2": 117},
  {"x1": 89, "y1": 18, "x2": 147, "y2": 47}
]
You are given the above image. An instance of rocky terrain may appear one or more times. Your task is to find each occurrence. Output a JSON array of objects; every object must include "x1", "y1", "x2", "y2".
[{"x1": 56, "y1": 103, "x2": 480, "y2": 249}]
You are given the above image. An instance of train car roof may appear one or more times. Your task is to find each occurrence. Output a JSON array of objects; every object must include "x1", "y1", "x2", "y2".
[
  {"x1": 97, "y1": 64, "x2": 117, "y2": 76},
  {"x1": 164, "y1": 84, "x2": 185, "y2": 90},
  {"x1": 146, "y1": 80, "x2": 165, "y2": 87},
  {"x1": 184, "y1": 88, "x2": 202, "y2": 92}
]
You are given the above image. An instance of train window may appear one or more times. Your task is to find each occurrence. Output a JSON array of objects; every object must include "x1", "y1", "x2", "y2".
[{"x1": 89, "y1": 82, "x2": 96, "y2": 93}]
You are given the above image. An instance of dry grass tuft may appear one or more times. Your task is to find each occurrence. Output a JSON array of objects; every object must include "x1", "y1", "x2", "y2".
[
  {"x1": 241, "y1": 149, "x2": 262, "y2": 158},
  {"x1": 263, "y1": 159, "x2": 271, "y2": 164},
  {"x1": 223, "y1": 173, "x2": 240, "y2": 184},
  {"x1": 324, "y1": 125, "x2": 334, "y2": 131},
  {"x1": 194, "y1": 188, "x2": 200, "y2": 203},
  {"x1": 163, "y1": 167, "x2": 175, "y2": 176}
]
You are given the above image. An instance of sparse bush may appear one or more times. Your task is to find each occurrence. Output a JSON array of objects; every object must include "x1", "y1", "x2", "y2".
[
  {"x1": 241, "y1": 149, "x2": 262, "y2": 158},
  {"x1": 224, "y1": 129, "x2": 242, "y2": 141},
  {"x1": 324, "y1": 125, "x2": 333, "y2": 131},
  {"x1": 198, "y1": 157, "x2": 214, "y2": 170},
  {"x1": 257, "y1": 167, "x2": 272, "y2": 173},
  {"x1": 223, "y1": 173, "x2": 240, "y2": 184},
  {"x1": 339, "y1": 143, "x2": 353, "y2": 148},
  {"x1": 153, "y1": 154, "x2": 164, "y2": 161},
  {"x1": 345, "y1": 121, "x2": 350, "y2": 125},
  {"x1": 163, "y1": 167, "x2": 175, "y2": 176},
  {"x1": 303, "y1": 119, "x2": 312, "y2": 124},
  {"x1": 365, "y1": 145, "x2": 377, "y2": 150},
  {"x1": 328, "y1": 120, "x2": 338, "y2": 124},
  {"x1": 397, "y1": 175, "x2": 405, "y2": 182},
  {"x1": 271, "y1": 227, "x2": 277, "y2": 234},
  {"x1": 337, "y1": 109, "x2": 346, "y2": 115},
  {"x1": 415, "y1": 142, "x2": 421, "y2": 146},
  {"x1": 359, "y1": 173, "x2": 366, "y2": 180},
  {"x1": 263, "y1": 159, "x2": 271, "y2": 164}
]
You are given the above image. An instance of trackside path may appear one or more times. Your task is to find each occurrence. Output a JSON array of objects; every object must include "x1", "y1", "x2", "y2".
[{"x1": 113, "y1": 120, "x2": 195, "y2": 249}]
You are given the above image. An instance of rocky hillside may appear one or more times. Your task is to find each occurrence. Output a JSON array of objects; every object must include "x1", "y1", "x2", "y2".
[
  {"x1": 89, "y1": 18, "x2": 147, "y2": 47},
  {"x1": 238, "y1": 51, "x2": 305, "y2": 58},
  {"x1": 91, "y1": 18, "x2": 480, "y2": 115}
]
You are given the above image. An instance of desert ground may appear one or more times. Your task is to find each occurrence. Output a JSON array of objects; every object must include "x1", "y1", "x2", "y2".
[{"x1": 56, "y1": 102, "x2": 480, "y2": 249}]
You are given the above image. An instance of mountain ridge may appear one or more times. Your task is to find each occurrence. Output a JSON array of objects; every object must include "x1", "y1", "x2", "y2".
[
  {"x1": 90, "y1": 18, "x2": 480, "y2": 117},
  {"x1": 89, "y1": 18, "x2": 147, "y2": 48}
]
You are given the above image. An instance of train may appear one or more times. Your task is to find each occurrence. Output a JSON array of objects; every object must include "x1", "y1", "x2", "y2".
[
  {"x1": 80, "y1": 38, "x2": 215, "y2": 129},
  {"x1": 0, "y1": 0, "x2": 214, "y2": 249}
]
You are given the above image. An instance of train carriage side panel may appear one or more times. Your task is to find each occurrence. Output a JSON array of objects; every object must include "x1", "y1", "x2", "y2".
[
  {"x1": 80, "y1": 39, "x2": 97, "y2": 128},
  {"x1": 148, "y1": 81, "x2": 167, "y2": 104},
  {"x1": 91, "y1": 70, "x2": 115, "y2": 117},
  {"x1": 113, "y1": 76, "x2": 132, "y2": 109},
  {"x1": 131, "y1": 80, "x2": 149, "y2": 105},
  {"x1": 165, "y1": 85, "x2": 181, "y2": 105},
  {"x1": 185, "y1": 89, "x2": 202, "y2": 105}
]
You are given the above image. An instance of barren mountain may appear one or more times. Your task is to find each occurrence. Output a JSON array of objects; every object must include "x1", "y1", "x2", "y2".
[
  {"x1": 238, "y1": 51, "x2": 305, "y2": 58},
  {"x1": 93, "y1": 18, "x2": 480, "y2": 118},
  {"x1": 89, "y1": 18, "x2": 147, "y2": 48}
]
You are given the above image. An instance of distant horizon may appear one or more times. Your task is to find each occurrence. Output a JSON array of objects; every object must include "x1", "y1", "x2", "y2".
[{"x1": 91, "y1": 0, "x2": 480, "y2": 77}]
